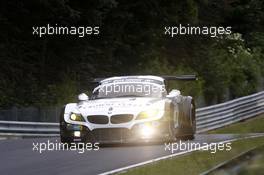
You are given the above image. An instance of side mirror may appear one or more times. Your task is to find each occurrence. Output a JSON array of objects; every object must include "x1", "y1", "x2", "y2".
[
  {"x1": 78, "y1": 93, "x2": 89, "y2": 101},
  {"x1": 166, "y1": 89, "x2": 181, "y2": 98}
]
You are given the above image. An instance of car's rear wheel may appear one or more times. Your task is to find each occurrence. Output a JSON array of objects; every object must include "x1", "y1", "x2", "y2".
[
  {"x1": 176, "y1": 96, "x2": 195, "y2": 140},
  {"x1": 164, "y1": 102, "x2": 177, "y2": 142}
]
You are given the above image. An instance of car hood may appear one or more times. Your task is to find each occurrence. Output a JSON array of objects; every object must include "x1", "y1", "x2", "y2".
[{"x1": 75, "y1": 97, "x2": 165, "y2": 116}]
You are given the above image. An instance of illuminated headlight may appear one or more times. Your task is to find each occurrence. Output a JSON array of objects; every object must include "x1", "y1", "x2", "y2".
[
  {"x1": 139, "y1": 123, "x2": 155, "y2": 138},
  {"x1": 136, "y1": 109, "x2": 159, "y2": 120},
  {"x1": 74, "y1": 131, "x2": 81, "y2": 137},
  {"x1": 70, "y1": 113, "x2": 84, "y2": 122}
]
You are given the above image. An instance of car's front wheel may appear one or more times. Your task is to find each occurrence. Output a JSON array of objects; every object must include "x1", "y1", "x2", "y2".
[{"x1": 60, "y1": 135, "x2": 73, "y2": 144}]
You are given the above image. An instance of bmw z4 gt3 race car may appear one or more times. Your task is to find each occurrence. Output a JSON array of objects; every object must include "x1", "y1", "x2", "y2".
[{"x1": 60, "y1": 75, "x2": 197, "y2": 144}]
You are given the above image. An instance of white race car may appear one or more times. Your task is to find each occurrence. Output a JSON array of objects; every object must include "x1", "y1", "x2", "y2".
[{"x1": 60, "y1": 75, "x2": 196, "y2": 144}]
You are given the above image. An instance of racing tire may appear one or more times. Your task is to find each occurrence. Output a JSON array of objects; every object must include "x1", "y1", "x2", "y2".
[
  {"x1": 176, "y1": 96, "x2": 195, "y2": 140},
  {"x1": 168, "y1": 104, "x2": 177, "y2": 142}
]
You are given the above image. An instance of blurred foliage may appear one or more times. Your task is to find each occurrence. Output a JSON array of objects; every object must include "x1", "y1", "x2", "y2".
[{"x1": 0, "y1": 0, "x2": 263, "y2": 107}]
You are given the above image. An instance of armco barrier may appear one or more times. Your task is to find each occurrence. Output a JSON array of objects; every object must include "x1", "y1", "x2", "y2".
[
  {"x1": 0, "y1": 120, "x2": 59, "y2": 134},
  {"x1": 196, "y1": 91, "x2": 264, "y2": 133},
  {"x1": 0, "y1": 91, "x2": 263, "y2": 136}
]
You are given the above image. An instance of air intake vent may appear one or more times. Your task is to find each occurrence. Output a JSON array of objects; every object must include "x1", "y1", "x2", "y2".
[
  {"x1": 87, "y1": 115, "x2": 109, "y2": 124},
  {"x1": 110, "y1": 114, "x2": 133, "y2": 124}
]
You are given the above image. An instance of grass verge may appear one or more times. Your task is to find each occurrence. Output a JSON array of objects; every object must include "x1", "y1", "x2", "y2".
[
  {"x1": 122, "y1": 136, "x2": 264, "y2": 175},
  {"x1": 239, "y1": 145, "x2": 264, "y2": 175},
  {"x1": 209, "y1": 114, "x2": 264, "y2": 134}
]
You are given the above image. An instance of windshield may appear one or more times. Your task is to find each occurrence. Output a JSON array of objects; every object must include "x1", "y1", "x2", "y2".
[{"x1": 91, "y1": 82, "x2": 166, "y2": 99}]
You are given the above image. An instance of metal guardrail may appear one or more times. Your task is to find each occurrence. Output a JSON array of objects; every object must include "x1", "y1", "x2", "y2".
[
  {"x1": 196, "y1": 91, "x2": 264, "y2": 133},
  {"x1": 0, "y1": 120, "x2": 59, "y2": 135},
  {"x1": 0, "y1": 91, "x2": 263, "y2": 136}
]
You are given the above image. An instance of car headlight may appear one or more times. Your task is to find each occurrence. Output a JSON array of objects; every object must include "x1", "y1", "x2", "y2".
[
  {"x1": 136, "y1": 109, "x2": 159, "y2": 120},
  {"x1": 139, "y1": 123, "x2": 155, "y2": 138},
  {"x1": 70, "y1": 113, "x2": 85, "y2": 122}
]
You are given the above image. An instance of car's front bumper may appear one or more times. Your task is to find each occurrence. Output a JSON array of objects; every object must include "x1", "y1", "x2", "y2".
[{"x1": 60, "y1": 120, "x2": 171, "y2": 144}]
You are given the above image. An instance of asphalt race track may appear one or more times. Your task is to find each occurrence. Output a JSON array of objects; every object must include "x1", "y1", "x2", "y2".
[{"x1": 0, "y1": 134, "x2": 260, "y2": 175}]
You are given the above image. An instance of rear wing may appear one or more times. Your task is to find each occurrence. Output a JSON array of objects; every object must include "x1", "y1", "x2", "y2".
[
  {"x1": 90, "y1": 75, "x2": 197, "y2": 93},
  {"x1": 162, "y1": 75, "x2": 198, "y2": 92},
  {"x1": 90, "y1": 75, "x2": 198, "y2": 83},
  {"x1": 162, "y1": 75, "x2": 198, "y2": 81},
  {"x1": 91, "y1": 75, "x2": 198, "y2": 84},
  {"x1": 91, "y1": 78, "x2": 105, "y2": 83}
]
